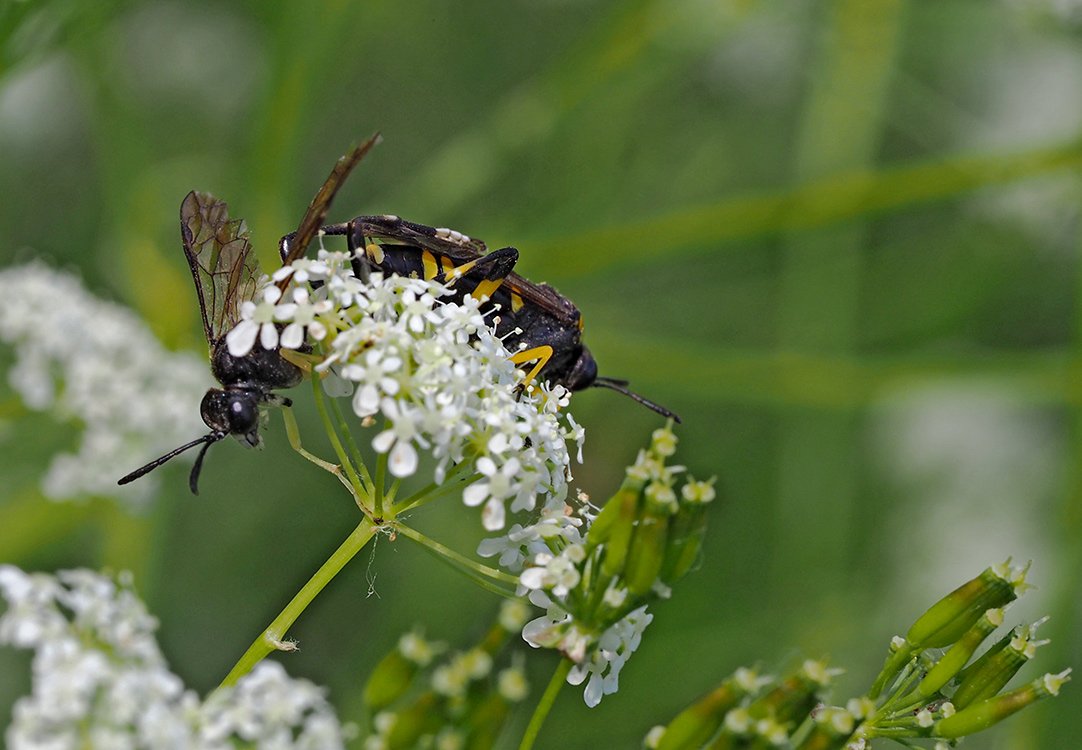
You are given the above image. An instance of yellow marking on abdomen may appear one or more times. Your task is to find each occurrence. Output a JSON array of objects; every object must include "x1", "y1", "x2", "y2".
[
  {"x1": 421, "y1": 250, "x2": 439, "y2": 280},
  {"x1": 510, "y1": 292, "x2": 524, "y2": 312}
]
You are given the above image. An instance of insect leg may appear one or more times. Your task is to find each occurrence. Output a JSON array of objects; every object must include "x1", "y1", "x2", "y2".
[
  {"x1": 279, "y1": 222, "x2": 350, "y2": 264},
  {"x1": 509, "y1": 344, "x2": 554, "y2": 387},
  {"x1": 281, "y1": 407, "x2": 353, "y2": 493},
  {"x1": 350, "y1": 216, "x2": 488, "y2": 256},
  {"x1": 439, "y1": 247, "x2": 519, "y2": 301},
  {"x1": 345, "y1": 219, "x2": 374, "y2": 282},
  {"x1": 279, "y1": 349, "x2": 325, "y2": 376}
]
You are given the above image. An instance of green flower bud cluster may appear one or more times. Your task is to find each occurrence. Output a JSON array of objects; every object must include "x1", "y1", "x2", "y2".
[
  {"x1": 518, "y1": 423, "x2": 717, "y2": 706},
  {"x1": 586, "y1": 424, "x2": 716, "y2": 600},
  {"x1": 646, "y1": 564, "x2": 1068, "y2": 749},
  {"x1": 362, "y1": 599, "x2": 533, "y2": 749},
  {"x1": 645, "y1": 661, "x2": 839, "y2": 750}
]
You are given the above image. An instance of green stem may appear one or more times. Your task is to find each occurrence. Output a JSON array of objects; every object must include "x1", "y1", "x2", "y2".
[
  {"x1": 311, "y1": 377, "x2": 368, "y2": 505},
  {"x1": 385, "y1": 477, "x2": 402, "y2": 505},
  {"x1": 219, "y1": 518, "x2": 377, "y2": 687},
  {"x1": 397, "y1": 470, "x2": 482, "y2": 515},
  {"x1": 328, "y1": 395, "x2": 375, "y2": 492},
  {"x1": 392, "y1": 460, "x2": 473, "y2": 514},
  {"x1": 374, "y1": 430, "x2": 388, "y2": 518},
  {"x1": 519, "y1": 658, "x2": 573, "y2": 750},
  {"x1": 395, "y1": 523, "x2": 520, "y2": 587}
]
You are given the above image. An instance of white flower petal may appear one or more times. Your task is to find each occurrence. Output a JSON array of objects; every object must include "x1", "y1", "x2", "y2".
[
  {"x1": 372, "y1": 431, "x2": 396, "y2": 454},
  {"x1": 462, "y1": 482, "x2": 489, "y2": 507},
  {"x1": 482, "y1": 498, "x2": 506, "y2": 531},
  {"x1": 388, "y1": 440, "x2": 418, "y2": 478},
  {"x1": 226, "y1": 321, "x2": 258, "y2": 357},
  {"x1": 279, "y1": 323, "x2": 305, "y2": 349},
  {"x1": 259, "y1": 322, "x2": 278, "y2": 350}
]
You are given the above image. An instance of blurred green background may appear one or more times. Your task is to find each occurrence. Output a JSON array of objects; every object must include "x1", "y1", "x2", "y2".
[{"x1": 2, "y1": 0, "x2": 1081, "y2": 747}]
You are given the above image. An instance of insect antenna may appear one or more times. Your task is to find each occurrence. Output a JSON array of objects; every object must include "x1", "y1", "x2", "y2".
[
  {"x1": 188, "y1": 432, "x2": 225, "y2": 495},
  {"x1": 117, "y1": 432, "x2": 225, "y2": 491},
  {"x1": 591, "y1": 376, "x2": 681, "y2": 423}
]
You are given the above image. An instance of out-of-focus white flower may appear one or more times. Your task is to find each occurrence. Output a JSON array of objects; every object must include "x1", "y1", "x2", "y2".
[
  {"x1": 230, "y1": 251, "x2": 584, "y2": 531},
  {"x1": 200, "y1": 660, "x2": 346, "y2": 748},
  {"x1": 431, "y1": 649, "x2": 493, "y2": 699},
  {"x1": 0, "y1": 263, "x2": 209, "y2": 504},
  {"x1": 497, "y1": 663, "x2": 529, "y2": 702},
  {"x1": 0, "y1": 565, "x2": 348, "y2": 749}
]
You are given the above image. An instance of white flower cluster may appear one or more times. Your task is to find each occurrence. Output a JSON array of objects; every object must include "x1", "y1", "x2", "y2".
[
  {"x1": 496, "y1": 425, "x2": 708, "y2": 707},
  {"x1": 0, "y1": 565, "x2": 348, "y2": 749},
  {"x1": 476, "y1": 504, "x2": 586, "y2": 572},
  {"x1": 522, "y1": 599, "x2": 654, "y2": 708},
  {"x1": 0, "y1": 263, "x2": 210, "y2": 503},
  {"x1": 227, "y1": 249, "x2": 584, "y2": 531}
]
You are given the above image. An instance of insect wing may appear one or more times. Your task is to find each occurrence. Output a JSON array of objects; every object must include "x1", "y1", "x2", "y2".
[
  {"x1": 278, "y1": 133, "x2": 382, "y2": 286},
  {"x1": 503, "y1": 274, "x2": 580, "y2": 326},
  {"x1": 180, "y1": 190, "x2": 259, "y2": 345}
]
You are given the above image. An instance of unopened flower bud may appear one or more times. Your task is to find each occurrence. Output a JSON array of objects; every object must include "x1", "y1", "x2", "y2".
[
  {"x1": 910, "y1": 608, "x2": 1003, "y2": 701},
  {"x1": 464, "y1": 692, "x2": 510, "y2": 749},
  {"x1": 655, "y1": 672, "x2": 758, "y2": 750},
  {"x1": 384, "y1": 692, "x2": 441, "y2": 749},
  {"x1": 624, "y1": 514, "x2": 670, "y2": 596},
  {"x1": 933, "y1": 670, "x2": 1070, "y2": 738},
  {"x1": 364, "y1": 650, "x2": 419, "y2": 712},
  {"x1": 748, "y1": 660, "x2": 836, "y2": 726},
  {"x1": 871, "y1": 562, "x2": 1027, "y2": 698},
  {"x1": 590, "y1": 485, "x2": 640, "y2": 578},
  {"x1": 651, "y1": 425, "x2": 679, "y2": 457},
  {"x1": 658, "y1": 477, "x2": 716, "y2": 586},
  {"x1": 952, "y1": 620, "x2": 1048, "y2": 709},
  {"x1": 906, "y1": 562, "x2": 1027, "y2": 650}
]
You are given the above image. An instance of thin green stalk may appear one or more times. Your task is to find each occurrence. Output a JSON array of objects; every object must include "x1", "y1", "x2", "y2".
[
  {"x1": 519, "y1": 658, "x2": 573, "y2": 750},
  {"x1": 392, "y1": 460, "x2": 473, "y2": 513},
  {"x1": 395, "y1": 522, "x2": 520, "y2": 588},
  {"x1": 374, "y1": 432, "x2": 388, "y2": 518},
  {"x1": 327, "y1": 395, "x2": 375, "y2": 493},
  {"x1": 385, "y1": 477, "x2": 402, "y2": 505},
  {"x1": 311, "y1": 377, "x2": 368, "y2": 504},
  {"x1": 220, "y1": 517, "x2": 377, "y2": 687},
  {"x1": 396, "y1": 470, "x2": 482, "y2": 514}
]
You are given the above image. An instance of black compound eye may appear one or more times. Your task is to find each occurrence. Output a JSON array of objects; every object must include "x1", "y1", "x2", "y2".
[
  {"x1": 565, "y1": 348, "x2": 597, "y2": 391},
  {"x1": 228, "y1": 396, "x2": 258, "y2": 434}
]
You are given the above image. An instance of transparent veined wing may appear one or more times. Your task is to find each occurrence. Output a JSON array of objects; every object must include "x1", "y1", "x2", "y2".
[{"x1": 179, "y1": 190, "x2": 259, "y2": 345}]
